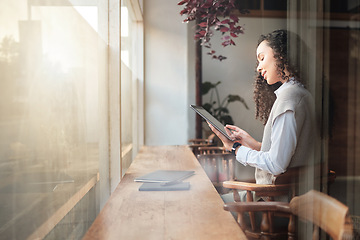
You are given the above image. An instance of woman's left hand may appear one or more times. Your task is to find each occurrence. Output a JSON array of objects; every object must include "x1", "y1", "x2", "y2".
[{"x1": 225, "y1": 125, "x2": 261, "y2": 151}]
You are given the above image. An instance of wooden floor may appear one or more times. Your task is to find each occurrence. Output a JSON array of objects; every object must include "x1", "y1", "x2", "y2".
[{"x1": 83, "y1": 145, "x2": 247, "y2": 240}]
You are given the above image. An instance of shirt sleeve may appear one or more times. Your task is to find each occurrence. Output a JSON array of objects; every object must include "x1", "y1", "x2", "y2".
[{"x1": 235, "y1": 110, "x2": 297, "y2": 175}]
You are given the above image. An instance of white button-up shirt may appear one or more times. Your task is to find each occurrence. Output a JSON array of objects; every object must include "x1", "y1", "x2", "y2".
[{"x1": 235, "y1": 80, "x2": 299, "y2": 175}]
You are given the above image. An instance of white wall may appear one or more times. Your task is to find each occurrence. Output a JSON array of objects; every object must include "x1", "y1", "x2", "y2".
[
  {"x1": 143, "y1": 1, "x2": 286, "y2": 145},
  {"x1": 144, "y1": 0, "x2": 193, "y2": 145},
  {"x1": 202, "y1": 18, "x2": 286, "y2": 142}
]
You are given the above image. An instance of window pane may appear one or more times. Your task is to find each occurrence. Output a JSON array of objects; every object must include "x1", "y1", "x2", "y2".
[
  {"x1": 121, "y1": 0, "x2": 140, "y2": 174},
  {"x1": 236, "y1": 0, "x2": 261, "y2": 10},
  {"x1": 0, "y1": 1, "x2": 107, "y2": 239},
  {"x1": 264, "y1": 0, "x2": 287, "y2": 11}
]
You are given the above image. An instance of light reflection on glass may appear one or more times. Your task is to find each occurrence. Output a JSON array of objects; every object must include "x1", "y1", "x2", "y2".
[
  {"x1": 0, "y1": 0, "x2": 104, "y2": 239},
  {"x1": 121, "y1": 6, "x2": 129, "y2": 37}
]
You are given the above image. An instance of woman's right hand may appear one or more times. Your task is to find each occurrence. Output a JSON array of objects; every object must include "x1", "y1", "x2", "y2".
[
  {"x1": 207, "y1": 122, "x2": 234, "y2": 151},
  {"x1": 225, "y1": 125, "x2": 262, "y2": 151}
]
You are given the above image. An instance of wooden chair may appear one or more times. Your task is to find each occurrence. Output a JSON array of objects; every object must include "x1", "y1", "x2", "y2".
[
  {"x1": 223, "y1": 190, "x2": 354, "y2": 240},
  {"x1": 222, "y1": 167, "x2": 337, "y2": 239},
  {"x1": 222, "y1": 167, "x2": 301, "y2": 239}
]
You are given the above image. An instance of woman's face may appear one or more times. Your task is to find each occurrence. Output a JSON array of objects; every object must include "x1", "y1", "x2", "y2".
[{"x1": 256, "y1": 40, "x2": 285, "y2": 85}]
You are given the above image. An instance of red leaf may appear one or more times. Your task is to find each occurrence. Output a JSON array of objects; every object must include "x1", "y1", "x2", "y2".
[
  {"x1": 230, "y1": 32, "x2": 238, "y2": 38},
  {"x1": 230, "y1": 15, "x2": 239, "y2": 23},
  {"x1": 198, "y1": 30, "x2": 206, "y2": 36},
  {"x1": 201, "y1": 0, "x2": 213, "y2": 8},
  {"x1": 221, "y1": 19, "x2": 230, "y2": 24},
  {"x1": 220, "y1": 26, "x2": 229, "y2": 32},
  {"x1": 180, "y1": 9, "x2": 188, "y2": 15},
  {"x1": 178, "y1": 0, "x2": 188, "y2": 5},
  {"x1": 198, "y1": 22, "x2": 207, "y2": 27},
  {"x1": 222, "y1": 41, "x2": 229, "y2": 47}
]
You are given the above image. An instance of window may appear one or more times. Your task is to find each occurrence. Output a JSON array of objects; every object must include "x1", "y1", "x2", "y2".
[
  {"x1": 235, "y1": 0, "x2": 287, "y2": 18},
  {"x1": 0, "y1": 0, "x2": 143, "y2": 239},
  {"x1": 120, "y1": 0, "x2": 144, "y2": 176}
]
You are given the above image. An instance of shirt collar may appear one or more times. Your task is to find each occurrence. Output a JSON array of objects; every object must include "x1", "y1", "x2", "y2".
[{"x1": 274, "y1": 77, "x2": 299, "y2": 97}]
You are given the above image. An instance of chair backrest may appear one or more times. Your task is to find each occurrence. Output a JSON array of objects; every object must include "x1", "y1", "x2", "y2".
[
  {"x1": 188, "y1": 133, "x2": 215, "y2": 145},
  {"x1": 188, "y1": 134, "x2": 216, "y2": 156},
  {"x1": 274, "y1": 166, "x2": 303, "y2": 184},
  {"x1": 290, "y1": 190, "x2": 353, "y2": 240},
  {"x1": 274, "y1": 166, "x2": 337, "y2": 199},
  {"x1": 197, "y1": 146, "x2": 227, "y2": 155}
]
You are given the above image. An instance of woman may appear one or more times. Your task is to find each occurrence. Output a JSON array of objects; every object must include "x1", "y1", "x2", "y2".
[{"x1": 209, "y1": 29, "x2": 314, "y2": 200}]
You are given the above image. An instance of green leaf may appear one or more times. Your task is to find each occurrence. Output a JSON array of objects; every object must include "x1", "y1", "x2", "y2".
[
  {"x1": 203, "y1": 103, "x2": 213, "y2": 113},
  {"x1": 219, "y1": 115, "x2": 234, "y2": 125},
  {"x1": 227, "y1": 94, "x2": 249, "y2": 109},
  {"x1": 201, "y1": 82, "x2": 214, "y2": 95},
  {"x1": 214, "y1": 81, "x2": 221, "y2": 87},
  {"x1": 201, "y1": 81, "x2": 222, "y2": 95},
  {"x1": 227, "y1": 94, "x2": 242, "y2": 102},
  {"x1": 217, "y1": 107, "x2": 229, "y2": 114}
]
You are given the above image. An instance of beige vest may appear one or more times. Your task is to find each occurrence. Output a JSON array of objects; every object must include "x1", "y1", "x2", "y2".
[{"x1": 255, "y1": 83, "x2": 315, "y2": 185}]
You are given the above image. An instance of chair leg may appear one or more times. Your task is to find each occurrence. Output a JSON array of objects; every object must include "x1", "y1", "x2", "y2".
[
  {"x1": 237, "y1": 212, "x2": 247, "y2": 231},
  {"x1": 260, "y1": 212, "x2": 271, "y2": 240},
  {"x1": 288, "y1": 214, "x2": 296, "y2": 240},
  {"x1": 247, "y1": 191, "x2": 257, "y2": 231}
]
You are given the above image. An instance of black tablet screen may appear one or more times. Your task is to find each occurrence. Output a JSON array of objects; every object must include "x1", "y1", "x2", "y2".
[{"x1": 190, "y1": 105, "x2": 233, "y2": 141}]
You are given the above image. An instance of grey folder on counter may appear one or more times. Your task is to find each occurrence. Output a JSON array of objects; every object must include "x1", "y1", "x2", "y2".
[{"x1": 135, "y1": 170, "x2": 194, "y2": 191}]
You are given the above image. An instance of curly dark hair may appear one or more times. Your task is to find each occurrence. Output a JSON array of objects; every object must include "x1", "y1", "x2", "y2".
[{"x1": 254, "y1": 29, "x2": 306, "y2": 124}]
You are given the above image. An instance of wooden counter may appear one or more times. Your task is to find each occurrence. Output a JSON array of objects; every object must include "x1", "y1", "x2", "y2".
[{"x1": 83, "y1": 145, "x2": 246, "y2": 240}]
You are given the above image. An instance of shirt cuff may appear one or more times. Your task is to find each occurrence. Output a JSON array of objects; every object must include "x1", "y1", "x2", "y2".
[{"x1": 235, "y1": 145, "x2": 251, "y2": 166}]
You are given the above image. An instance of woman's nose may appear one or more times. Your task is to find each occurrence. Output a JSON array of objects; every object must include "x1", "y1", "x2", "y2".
[{"x1": 257, "y1": 63, "x2": 261, "y2": 72}]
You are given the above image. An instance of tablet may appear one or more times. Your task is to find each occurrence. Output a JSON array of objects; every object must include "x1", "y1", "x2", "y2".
[{"x1": 190, "y1": 105, "x2": 233, "y2": 141}]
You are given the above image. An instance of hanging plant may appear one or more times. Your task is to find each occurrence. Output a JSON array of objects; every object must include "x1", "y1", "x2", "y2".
[{"x1": 178, "y1": 0, "x2": 248, "y2": 61}]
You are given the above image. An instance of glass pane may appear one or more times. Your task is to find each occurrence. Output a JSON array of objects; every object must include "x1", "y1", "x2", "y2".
[
  {"x1": 121, "y1": 1, "x2": 135, "y2": 174},
  {"x1": 236, "y1": 0, "x2": 261, "y2": 10},
  {"x1": 328, "y1": 1, "x2": 353, "y2": 13},
  {"x1": 0, "y1": 1, "x2": 107, "y2": 239},
  {"x1": 325, "y1": 22, "x2": 360, "y2": 231},
  {"x1": 264, "y1": 0, "x2": 287, "y2": 11}
]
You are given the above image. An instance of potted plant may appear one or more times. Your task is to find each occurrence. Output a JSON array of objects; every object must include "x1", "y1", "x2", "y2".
[{"x1": 202, "y1": 81, "x2": 248, "y2": 126}]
